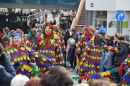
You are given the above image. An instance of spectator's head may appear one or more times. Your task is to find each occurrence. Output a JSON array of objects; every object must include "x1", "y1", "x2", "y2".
[
  {"x1": 105, "y1": 34, "x2": 112, "y2": 46},
  {"x1": 89, "y1": 78, "x2": 117, "y2": 86},
  {"x1": 5, "y1": 27, "x2": 9, "y2": 33},
  {"x1": 118, "y1": 36, "x2": 125, "y2": 41},
  {"x1": 40, "y1": 66, "x2": 73, "y2": 86},
  {"x1": 113, "y1": 33, "x2": 121, "y2": 44},
  {"x1": 11, "y1": 74, "x2": 29, "y2": 86},
  {"x1": 12, "y1": 33, "x2": 22, "y2": 46},
  {"x1": 124, "y1": 35, "x2": 130, "y2": 42},
  {"x1": 25, "y1": 77, "x2": 40, "y2": 86},
  {"x1": 114, "y1": 33, "x2": 121, "y2": 40}
]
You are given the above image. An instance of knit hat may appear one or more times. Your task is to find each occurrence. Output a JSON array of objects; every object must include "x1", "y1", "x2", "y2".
[
  {"x1": 68, "y1": 38, "x2": 75, "y2": 45},
  {"x1": 11, "y1": 74, "x2": 29, "y2": 86},
  {"x1": 98, "y1": 26, "x2": 107, "y2": 34},
  {"x1": 13, "y1": 33, "x2": 22, "y2": 39},
  {"x1": 124, "y1": 35, "x2": 130, "y2": 42},
  {"x1": 25, "y1": 77, "x2": 40, "y2": 86}
]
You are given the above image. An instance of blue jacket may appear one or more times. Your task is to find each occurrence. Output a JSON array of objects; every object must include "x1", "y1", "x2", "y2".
[
  {"x1": 0, "y1": 53, "x2": 16, "y2": 86},
  {"x1": 104, "y1": 51, "x2": 114, "y2": 69}
]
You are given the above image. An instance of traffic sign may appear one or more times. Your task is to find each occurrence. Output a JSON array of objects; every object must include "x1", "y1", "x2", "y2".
[{"x1": 116, "y1": 12, "x2": 125, "y2": 21}]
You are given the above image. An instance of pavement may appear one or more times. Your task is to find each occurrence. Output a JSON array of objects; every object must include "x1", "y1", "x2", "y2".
[
  {"x1": 67, "y1": 69, "x2": 87, "y2": 86},
  {"x1": 67, "y1": 69, "x2": 121, "y2": 86}
]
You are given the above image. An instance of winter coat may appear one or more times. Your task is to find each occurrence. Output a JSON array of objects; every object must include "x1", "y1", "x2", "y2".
[
  {"x1": 104, "y1": 51, "x2": 114, "y2": 69},
  {"x1": 64, "y1": 35, "x2": 71, "y2": 47},
  {"x1": 0, "y1": 53, "x2": 16, "y2": 86},
  {"x1": 115, "y1": 41, "x2": 129, "y2": 65},
  {"x1": 67, "y1": 44, "x2": 76, "y2": 61},
  {"x1": 71, "y1": 32, "x2": 78, "y2": 43}
]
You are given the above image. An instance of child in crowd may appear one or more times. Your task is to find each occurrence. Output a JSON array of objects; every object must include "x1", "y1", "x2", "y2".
[
  {"x1": 104, "y1": 35, "x2": 114, "y2": 71},
  {"x1": 67, "y1": 38, "x2": 76, "y2": 72}
]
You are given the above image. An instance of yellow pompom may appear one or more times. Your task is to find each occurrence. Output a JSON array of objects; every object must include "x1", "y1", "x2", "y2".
[
  {"x1": 50, "y1": 39, "x2": 54, "y2": 44},
  {"x1": 20, "y1": 47, "x2": 25, "y2": 50},
  {"x1": 87, "y1": 48, "x2": 90, "y2": 50},
  {"x1": 26, "y1": 47, "x2": 31, "y2": 51},
  {"x1": 10, "y1": 50, "x2": 14, "y2": 53},
  {"x1": 44, "y1": 67, "x2": 46, "y2": 70},
  {"x1": 18, "y1": 58, "x2": 20, "y2": 61},
  {"x1": 11, "y1": 62, "x2": 14, "y2": 65},
  {"x1": 7, "y1": 51, "x2": 10, "y2": 54},
  {"x1": 60, "y1": 62, "x2": 62, "y2": 64},
  {"x1": 35, "y1": 54, "x2": 38, "y2": 57},
  {"x1": 14, "y1": 58, "x2": 17, "y2": 61},
  {"x1": 23, "y1": 56, "x2": 26, "y2": 60},
  {"x1": 14, "y1": 48, "x2": 17, "y2": 52},
  {"x1": 42, "y1": 58, "x2": 46, "y2": 61}
]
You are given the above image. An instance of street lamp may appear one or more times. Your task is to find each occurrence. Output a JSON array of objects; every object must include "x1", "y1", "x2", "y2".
[
  {"x1": 2, "y1": 9, "x2": 5, "y2": 13},
  {"x1": 12, "y1": 8, "x2": 15, "y2": 12},
  {"x1": 68, "y1": 12, "x2": 70, "y2": 15},
  {"x1": 74, "y1": 11, "x2": 76, "y2": 15}
]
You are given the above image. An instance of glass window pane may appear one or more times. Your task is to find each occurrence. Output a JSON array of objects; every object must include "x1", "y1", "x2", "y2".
[{"x1": 59, "y1": 0, "x2": 77, "y2": 5}]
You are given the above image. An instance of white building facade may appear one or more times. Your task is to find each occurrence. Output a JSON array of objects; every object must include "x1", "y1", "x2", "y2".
[{"x1": 86, "y1": 0, "x2": 130, "y2": 36}]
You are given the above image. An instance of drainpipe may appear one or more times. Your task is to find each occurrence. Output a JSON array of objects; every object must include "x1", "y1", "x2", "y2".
[{"x1": 70, "y1": 0, "x2": 85, "y2": 30}]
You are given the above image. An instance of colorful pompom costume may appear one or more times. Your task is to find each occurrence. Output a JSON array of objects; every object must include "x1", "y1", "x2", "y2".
[
  {"x1": 35, "y1": 23, "x2": 64, "y2": 73},
  {"x1": 122, "y1": 54, "x2": 130, "y2": 86},
  {"x1": 0, "y1": 29, "x2": 9, "y2": 47},
  {"x1": 76, "y1": 26, "x2": 118, "y2": 77},
  {"x1": 26, "y1": 32, "x2": 38, "y2": 50},
  {"x1": 4, "y1": 33, "x2": 51, "y2": 78}
]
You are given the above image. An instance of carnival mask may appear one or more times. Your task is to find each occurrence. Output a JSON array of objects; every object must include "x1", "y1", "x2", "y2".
[
  {"x1": 45, "y1": 26, "x2": 52, "y2": 36},
  {"x1": 88, "y1": 26, "x2": 94, "y2": 35},
  {"x1": 31, "y1": 28, "x2": 36, "y2": 36}
]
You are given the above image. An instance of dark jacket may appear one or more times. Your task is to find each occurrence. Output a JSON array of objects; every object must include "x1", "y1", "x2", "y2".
[
  {"x1": 64, "y1": 35, "x2": 71, "y2": 47},
  {"x1": 67, "y1": 44, "x2": 76, "y2": 61},
  {"x1": 0, "y1": 53, "x2": 16, "y2": 86},
  {"x1": 115, "y1": 42, "x2": 129, "y2": 65},
  {"x1": 71, "y1": 32, "x2": 78, "y2": 43}
]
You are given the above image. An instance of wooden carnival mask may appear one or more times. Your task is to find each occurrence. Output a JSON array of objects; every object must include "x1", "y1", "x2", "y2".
[
  {"x1": 31, "y1": 28, "x2": 37, "y2": 36},
  {"x1": 88, "y1": 26, "x2": 94, "y2": 35},
  {"x1": 45, "y1": 26, "x2": 52, "y2": 36},
  {"x1": 44, "y1": 23, "x2": 54, "y2": 36}
]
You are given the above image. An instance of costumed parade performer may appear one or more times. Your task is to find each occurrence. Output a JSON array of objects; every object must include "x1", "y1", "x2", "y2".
[
  {"x1": 76, "y1": 26, "x2": 118, "y2": 81},
  {"x1": 4, "y1": 33, "x2": 51, "y2": 78},
  {"x1": 122, "y1": 54, "x2": 130, "y2": 86},
  {"x1": 8, "y1": 30, "x2": 16, "y2": 45},
  {"x1": 0, "y1": 28, "x2": 9, "y2": 47},
  {"x1": 3, "y1": 27, "x2": 10, "y2": 35},
  {"x1": 35, "y1": 23, "x2": 64, "y2": 74},
  {"x1": 26, "y1": 28, "x2": 38, "y2": 50},
  {"x1": 53, "y1": 25, "x2": 66, "y2": 52}
]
